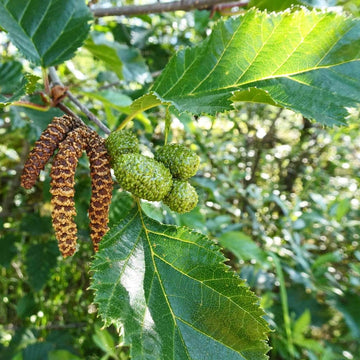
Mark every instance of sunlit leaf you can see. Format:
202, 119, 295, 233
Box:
91, 207, 270, 359
248, 0, 336, 11
152, 9, 360, 125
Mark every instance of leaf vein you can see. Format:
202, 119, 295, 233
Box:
189, 17, 248, 95
138, 207, 192, 359
153, 253, 265, 328
271, 15, 324, 76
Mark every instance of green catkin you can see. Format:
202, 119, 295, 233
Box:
155, 144, 200, 179
114, 153, 173, 201
105, 130, 139, 159
163, 179, 198, 213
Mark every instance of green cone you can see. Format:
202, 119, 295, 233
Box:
114, 153, 173, 201
155, 144, 199, 179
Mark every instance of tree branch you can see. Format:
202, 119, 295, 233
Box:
92, 0, 248, 17
48, 67, 111, 134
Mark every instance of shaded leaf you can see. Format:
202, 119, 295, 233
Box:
152, 9, 360, 125
84, 37, 124, 79
85, 35, 151, 84
0, 233, 18, 267
0, 0, 92, 67
16, 293, 37, 319
82, 90, 132, 112
23, 342, 55, 360
92, 325, 117, 358
91, 207, 269, 359
0, 60, 23, 94
333, 291, 360, 338
117, 44, 151, 84
25, 241, 60, 291
48, 350, 82, 360
311, 251, 342, 271
219, 231, 268, 263
0, 74, 40, 109
20, 214, 52, 236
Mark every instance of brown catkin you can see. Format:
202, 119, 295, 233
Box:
50, 127, 89, 257
86, 131, 113, 252
21, 115, 82, 189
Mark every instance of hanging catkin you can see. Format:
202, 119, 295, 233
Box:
50, 127, 89, 257
86, 131, 113, 252
21, 115, 82, 189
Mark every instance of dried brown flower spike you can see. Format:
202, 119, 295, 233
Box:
86, 131, 113, 252
22, 114, 113, 257
21, 115, 82, 189
50, 127, 89, 257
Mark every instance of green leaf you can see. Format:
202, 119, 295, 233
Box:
0, 73, 40, 109
85, 35, 151, 84
293, 309, 311, 339
16, 293, 37, 319
0, 60, 23, 94
120, 92, 166, 131
20, 214, 52, 236
311, 251, 342, 271
25, 241, 60, 291
248, 0, 336, 11
0, 0, 92, 67
0, 233, 18, 268
82, 90, 132, 112
116, 44, 151, 84
23, 342, 55, 360
152, 9, 360, 125
130, 92, 164, 113
333, 291, 360, 338
219, 231, 268, 264
335, 198, 351, 221
92, 325, 117, 358
48, 350, 82, 360
84, 37, 124, 79
91, 207, 270, 359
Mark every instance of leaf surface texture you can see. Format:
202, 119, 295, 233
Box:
153, 9, 360, 125
91, 208, 269, 359
0, 0, 92, 66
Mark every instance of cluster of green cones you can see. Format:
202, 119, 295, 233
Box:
105, 130, 199, 213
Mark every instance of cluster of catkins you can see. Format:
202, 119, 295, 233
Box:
105, 130, 199, 213
21, 115, 113, 257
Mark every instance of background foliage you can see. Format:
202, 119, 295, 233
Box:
1, 0, 360, 359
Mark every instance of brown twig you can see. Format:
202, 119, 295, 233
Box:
56, 103, 85, 124
92, 0, 249, 17
210, 0, 248, 16
48, 67, 111, 135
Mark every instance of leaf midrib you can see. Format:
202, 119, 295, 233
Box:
137, 204, 192, 359
152, 251, 266, 332
138, 207, 267, 357
159, 12, 359, 99
160, 59, 360, 99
